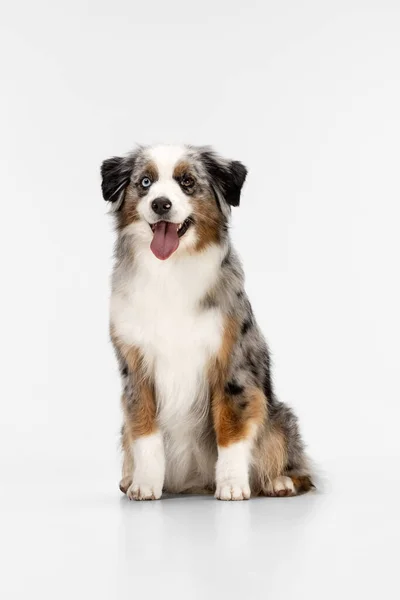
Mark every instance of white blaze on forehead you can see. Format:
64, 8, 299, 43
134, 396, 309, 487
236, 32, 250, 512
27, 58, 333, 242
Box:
145, 145, 187, 179
136, 144, 193, 229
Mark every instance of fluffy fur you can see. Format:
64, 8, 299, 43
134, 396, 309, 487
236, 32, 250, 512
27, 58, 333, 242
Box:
102, 144, 314, 500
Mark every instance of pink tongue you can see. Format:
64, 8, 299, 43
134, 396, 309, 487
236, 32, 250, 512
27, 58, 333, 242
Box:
150, 221, 179, 260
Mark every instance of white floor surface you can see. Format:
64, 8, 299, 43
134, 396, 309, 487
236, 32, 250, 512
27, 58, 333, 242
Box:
1, 457, 397, 599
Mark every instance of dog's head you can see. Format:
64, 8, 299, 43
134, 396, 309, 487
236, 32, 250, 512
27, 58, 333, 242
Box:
101, 145, 247, 260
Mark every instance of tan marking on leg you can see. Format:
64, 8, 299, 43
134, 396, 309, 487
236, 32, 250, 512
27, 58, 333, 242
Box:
216, 315, 239, 375
209, 316, 267, 447
264, 425, 288, 482
291, 475, 315, 494
209, 315, 238, 387
212, 387, 266, 447
111, 330, 157, 440
111, 330, 159, 494
122, 346, 157, 438
252, 423, 291, 495
254, 428, 315, 496
119, 417, 133, 494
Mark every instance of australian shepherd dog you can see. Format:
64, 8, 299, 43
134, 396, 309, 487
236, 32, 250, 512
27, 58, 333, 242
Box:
101, 144, 314, 500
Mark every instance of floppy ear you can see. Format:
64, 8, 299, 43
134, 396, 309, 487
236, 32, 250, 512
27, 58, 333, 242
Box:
100, 155, 135, 210
200, 150, 247, 207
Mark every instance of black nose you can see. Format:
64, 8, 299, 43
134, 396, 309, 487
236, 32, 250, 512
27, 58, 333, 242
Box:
151, 197, 172, 216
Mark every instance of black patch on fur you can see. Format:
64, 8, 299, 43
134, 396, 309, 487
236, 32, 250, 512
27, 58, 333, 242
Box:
263, 369, 273, 401
241, 318, 253, 335
236, 290, 244, 298
211, 184, 223, 212
249, 362, 258, 378
200, 150, 247, 207
221, 250, 231, 267
202, 294, 218, 309
121, 366, 128, 377
245, 349, 259, 379
101, 154, 136, 207
225, 381, 244, 396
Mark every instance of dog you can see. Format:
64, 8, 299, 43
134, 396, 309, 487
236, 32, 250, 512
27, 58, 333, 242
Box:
101, 144, 314, 500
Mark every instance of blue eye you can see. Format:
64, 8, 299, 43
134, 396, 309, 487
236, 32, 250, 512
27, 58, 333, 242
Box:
141, 177, 152, 188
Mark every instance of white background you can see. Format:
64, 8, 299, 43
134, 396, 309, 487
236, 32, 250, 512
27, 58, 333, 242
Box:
1, 1, 399, 598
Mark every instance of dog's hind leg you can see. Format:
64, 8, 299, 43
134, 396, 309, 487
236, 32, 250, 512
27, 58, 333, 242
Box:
119, 421, 133, 494
253, 404, 315, 497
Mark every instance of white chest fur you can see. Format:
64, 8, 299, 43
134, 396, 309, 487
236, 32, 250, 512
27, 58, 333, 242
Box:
111, 243, 224, 489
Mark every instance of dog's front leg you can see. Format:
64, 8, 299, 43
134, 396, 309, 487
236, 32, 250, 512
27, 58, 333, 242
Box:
212, 386, 265, 500
116, 342, 165, 500
210, 319, 266, 501
126, 427, 165, 501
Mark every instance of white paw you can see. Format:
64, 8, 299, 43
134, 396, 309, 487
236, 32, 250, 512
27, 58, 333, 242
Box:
127, 432, 165, 501
126, 481, 162, 501
215, 440, 253, 501
215, 481, 251, 501
267, 475, 295, 497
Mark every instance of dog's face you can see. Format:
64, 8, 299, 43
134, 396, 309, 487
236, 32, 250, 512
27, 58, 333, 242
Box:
101, 145, 247, 260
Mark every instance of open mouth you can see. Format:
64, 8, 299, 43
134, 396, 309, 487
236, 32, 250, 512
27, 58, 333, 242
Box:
149, 218, 193, 260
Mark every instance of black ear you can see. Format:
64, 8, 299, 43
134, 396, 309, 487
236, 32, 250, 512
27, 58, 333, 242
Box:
200, 150, 247, 207
100, 155, 135, 208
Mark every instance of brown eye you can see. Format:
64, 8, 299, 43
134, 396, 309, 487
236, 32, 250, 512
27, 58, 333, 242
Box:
181, 175, 194, 188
